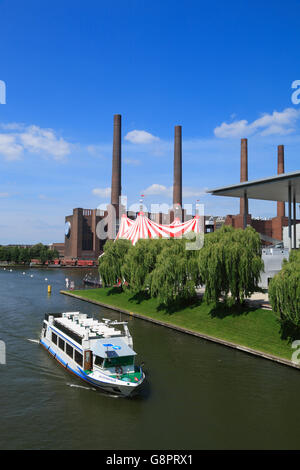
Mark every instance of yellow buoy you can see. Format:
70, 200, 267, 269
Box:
48, 285, 52, 294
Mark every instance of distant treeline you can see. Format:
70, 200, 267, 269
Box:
0, 243, 59, 264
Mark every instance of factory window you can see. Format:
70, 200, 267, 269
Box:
75, 350, 83, 367
66, 343, 73, 359
82, 218, 93, 251
58, 337, 65, 351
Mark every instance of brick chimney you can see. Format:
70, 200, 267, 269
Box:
240, 138, 248, 217
173, 125, 182, 220
277, 145, 285, 217
111, 114, 121, 207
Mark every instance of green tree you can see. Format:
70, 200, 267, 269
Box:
98, 239, 132, 286
198, 226, 263, 305
149, 238, 201, 306
39, 247, 50, 264
18, 247, 31, 264
121, 238, 165, 293
30, 243, 45, 259
269, 250, 300, 328
10, 246, 20, 263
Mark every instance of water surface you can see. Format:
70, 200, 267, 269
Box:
0, 267, 300, 450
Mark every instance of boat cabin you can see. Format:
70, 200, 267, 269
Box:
91, 337, 136, 376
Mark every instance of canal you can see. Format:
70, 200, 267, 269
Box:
1, 267, 300, 450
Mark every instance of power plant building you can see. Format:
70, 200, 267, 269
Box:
63, 115, 299, 261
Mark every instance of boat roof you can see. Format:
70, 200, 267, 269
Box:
48, 312, 124, 339
91, 337, 136, 358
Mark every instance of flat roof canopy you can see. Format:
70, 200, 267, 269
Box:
91, 337, 136, 358
207, 171, 300, 203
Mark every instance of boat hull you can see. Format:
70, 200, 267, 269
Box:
40, 339, 144, 397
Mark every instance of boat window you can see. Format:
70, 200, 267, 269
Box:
74, 350, 83, 367
104, 356, 134, 368
52, 332, 58, 344
66, 343, 73, 359
58, 337, 65, 351
94, 355, 104, 367
53, 320, 82, 345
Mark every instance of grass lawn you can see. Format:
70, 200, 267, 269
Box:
70, 287, 294, 361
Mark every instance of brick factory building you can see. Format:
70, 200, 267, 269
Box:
63, 115, 198, 261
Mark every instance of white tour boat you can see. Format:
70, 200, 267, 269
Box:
40, 311, 145, 397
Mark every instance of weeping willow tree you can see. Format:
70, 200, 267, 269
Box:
269, 250, 300, 328
98, 239, 132, 286
198, 226, 263, 305
149, 238, 201, 306
121, 238, 165, 293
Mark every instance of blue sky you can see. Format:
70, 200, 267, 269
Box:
0, 0, 300, 243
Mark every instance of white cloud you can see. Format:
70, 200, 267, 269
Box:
0, 123, 25, 131
125, 130, 160, 144
0, 123, 72, 160
86, 144, 110, 158
182, 187, 208, 198
19, 125, 71, 159
0, 134, 23, 161
124, 158, 141, 166
214, 108, 300, 138
92, 187, 111, 198
144, 184, 172, 196
143, 184, 207, 199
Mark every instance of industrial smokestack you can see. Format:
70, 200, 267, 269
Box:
240, 138, 248, 217
111, 114, 122, 207
173, 125, 182, 216
277, 145, 285, 217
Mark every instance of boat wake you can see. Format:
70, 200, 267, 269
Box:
27, 338, 39, 344
66, 383, 97, 392
66, 383, 120, 398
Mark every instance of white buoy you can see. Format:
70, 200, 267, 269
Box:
30, 274, 34, 278
45, 278, 48, 281
23, 272, 26, 275
10, 269, 12, 272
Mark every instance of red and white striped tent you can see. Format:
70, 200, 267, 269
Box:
116, 212, 203, 245
115, 214, 135, 240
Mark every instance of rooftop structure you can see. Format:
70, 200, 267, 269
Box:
207, 139, 300, 248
